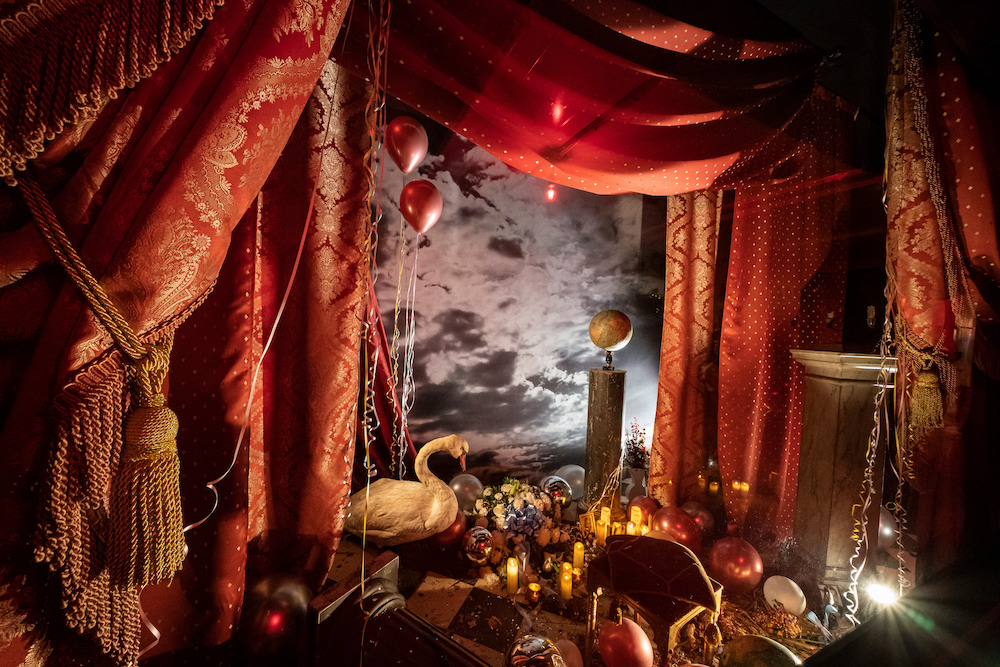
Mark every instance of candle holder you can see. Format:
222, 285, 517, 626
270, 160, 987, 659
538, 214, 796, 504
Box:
526, 582, 542, 605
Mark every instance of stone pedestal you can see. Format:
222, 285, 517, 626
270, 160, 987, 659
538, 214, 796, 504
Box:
584, 368, 626, 512
791, 350, 896, 585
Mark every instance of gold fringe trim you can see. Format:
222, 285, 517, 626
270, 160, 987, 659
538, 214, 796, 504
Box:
0, 0, 226, 184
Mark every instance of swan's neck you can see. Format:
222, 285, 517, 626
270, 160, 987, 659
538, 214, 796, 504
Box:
414, 443, 448, 491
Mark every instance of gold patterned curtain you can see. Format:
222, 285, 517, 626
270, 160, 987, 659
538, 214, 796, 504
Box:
648, 191, 721, 509
0, 0, 354, 663
885, 0, 1000, 579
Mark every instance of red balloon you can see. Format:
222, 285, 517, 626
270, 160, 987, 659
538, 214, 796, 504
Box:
598, 618, 653, 667
427, 509, 467, 549
385, 116, 429, 173
626, 495, 660, 528
650, 506, 702, 554
399, 179, 443, 234
681, 500, 715, 539
707, 536, 763, 595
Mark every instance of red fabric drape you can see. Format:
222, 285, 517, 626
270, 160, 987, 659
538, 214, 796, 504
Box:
0, 0, 350, 662
885, 0, 1000, 579
717, 90, 852, 543
648, 190, 721, 508
333, 0, 821, 196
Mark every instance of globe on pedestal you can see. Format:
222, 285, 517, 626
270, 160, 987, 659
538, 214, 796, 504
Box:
589, 310, 633, 351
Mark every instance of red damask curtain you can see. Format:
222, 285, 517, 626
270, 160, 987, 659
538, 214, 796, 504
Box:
885, 0, 1000, 580
648, 190, 721, 509
0, 0, 354, 663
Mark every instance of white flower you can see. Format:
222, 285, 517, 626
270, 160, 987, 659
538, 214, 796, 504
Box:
475, 499, 484, 510
494, 492, 503, 499
493, 504, 505, 517
501, 484, 512, 493
494, 517, 505, 531
512, 498, 524, 510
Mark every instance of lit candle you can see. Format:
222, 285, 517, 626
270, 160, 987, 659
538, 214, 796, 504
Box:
507, 557, 519, 595
732, 480, 740, 491
709, 481, 719, 494
561, 561, 572, 577
573, 542, 585, 570
572, 567, 582, 585
596, 520, 608, 546
640, 523, 650, 536
626, 521, 636, 535
560, 571, 573, 600
740, 481, 750, 493
611, 521, 622, 536
526, 582, 542, 604
629, 505, 643, 526
600, 507, 612, 524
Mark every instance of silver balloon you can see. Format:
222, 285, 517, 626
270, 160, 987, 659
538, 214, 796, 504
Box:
540, 475, 572, 506
505, 635, 567, 667
554, 464, 585, 501
719, 634, 801, 666
450, 473, 484, 513
462, 526, 493, 565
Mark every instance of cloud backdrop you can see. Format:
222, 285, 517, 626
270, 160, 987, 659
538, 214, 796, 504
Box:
374, 132, 663, 482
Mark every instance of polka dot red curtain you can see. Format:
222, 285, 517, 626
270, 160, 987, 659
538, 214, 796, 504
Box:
333, 0, 823, 197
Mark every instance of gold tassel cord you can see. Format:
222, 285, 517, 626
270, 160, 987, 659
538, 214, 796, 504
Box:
910, 363, 944, 432
18, 175, 186, 589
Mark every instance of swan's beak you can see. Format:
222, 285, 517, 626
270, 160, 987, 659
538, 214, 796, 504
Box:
459, 453, 467, 471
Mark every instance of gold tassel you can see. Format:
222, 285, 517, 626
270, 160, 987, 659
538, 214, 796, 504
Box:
910, 363, 944, 432
109, 392, 186, 588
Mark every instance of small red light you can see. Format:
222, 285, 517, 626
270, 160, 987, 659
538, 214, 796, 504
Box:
545, 184, 556, 202
266, 612, 284, 634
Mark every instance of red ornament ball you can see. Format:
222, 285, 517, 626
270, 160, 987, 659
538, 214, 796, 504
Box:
650, 506, 702, 554
598, 617, 653, 667
707, 537, 763, 595
626, 495, 660, 527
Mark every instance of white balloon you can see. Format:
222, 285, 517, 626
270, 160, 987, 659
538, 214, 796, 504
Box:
763, 575, 807, 616
555, 639, 584, 667
450, 473, 484, 513
554, 464, 585, 500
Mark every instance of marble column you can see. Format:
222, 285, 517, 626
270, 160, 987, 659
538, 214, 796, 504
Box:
791, 350, 896, 584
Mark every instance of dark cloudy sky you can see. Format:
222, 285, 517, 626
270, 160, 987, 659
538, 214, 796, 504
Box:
374, 132, 663, 482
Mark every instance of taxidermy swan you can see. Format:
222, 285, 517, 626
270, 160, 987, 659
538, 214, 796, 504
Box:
344, 434, 469, 546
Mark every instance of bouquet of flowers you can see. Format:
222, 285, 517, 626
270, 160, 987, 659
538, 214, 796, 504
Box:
624, 419, 648, 469
472, 477, 553, 537
468, 477, 574, 588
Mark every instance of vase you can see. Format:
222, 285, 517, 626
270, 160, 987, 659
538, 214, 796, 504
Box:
627, 467, 647, 501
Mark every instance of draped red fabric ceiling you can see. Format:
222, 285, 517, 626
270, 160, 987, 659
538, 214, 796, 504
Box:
333, 0, 822, 197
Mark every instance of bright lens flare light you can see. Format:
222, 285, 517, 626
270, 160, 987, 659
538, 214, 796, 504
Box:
545, 184, 556, 202
866, 583, 899, 606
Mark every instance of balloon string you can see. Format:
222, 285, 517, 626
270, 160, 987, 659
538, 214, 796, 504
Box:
843, 282, 896, 625
136, 588, 162, 660
397, 233, 420, 479
388, 211, 409, 477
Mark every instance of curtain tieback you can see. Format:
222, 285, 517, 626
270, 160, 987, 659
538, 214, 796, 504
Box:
18, 175, 185, 589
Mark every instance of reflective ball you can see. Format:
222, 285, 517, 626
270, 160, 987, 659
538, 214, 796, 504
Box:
235, 573, 311, 663
589, 310, 633, 352
650, 506, 702, 553
540, 475, 572, 506
450, 472, 485, 513
505, 634, 567, 666
681, 500, 716, 540
462, 526, 494, 565
719, 634, 801, 666
554, 465, 585, 500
